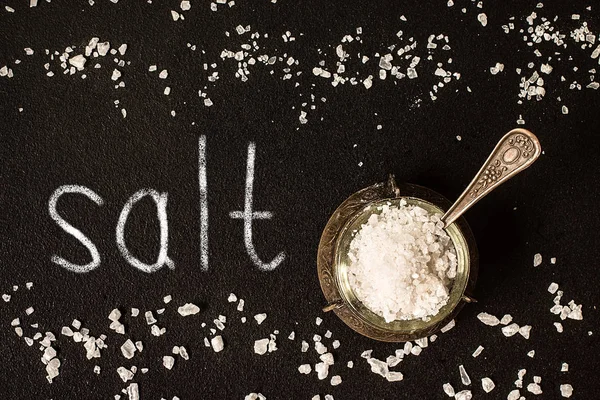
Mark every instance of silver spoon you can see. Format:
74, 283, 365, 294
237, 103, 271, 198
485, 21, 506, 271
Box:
441, 128, 542, 227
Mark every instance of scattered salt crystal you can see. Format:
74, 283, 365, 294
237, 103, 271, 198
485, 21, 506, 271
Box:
481, 377, 495, 392
332, 340, 340, 349
490, 62, 504, 75
459, 365, 471, 385
163, 295, 172, 303
145, 311, 157, 324
211, 336, 224, 352
163, 355, 175, 369
93, 365, 100, 374
26, 282, 33, 289
507, 389, 520, 400
477, 312, 500, 326
367, 357, 388, 377
502, 323, 520, 337
180, 0, 191, 11
245, 394, 266, 400
179, 346, 190, 360
227, 293, 237, 302
548, 283, 559, 294
330, 375, 342, 386
472, 345, 484, 357
315, 362, 329, 380
550, 257, 557, 264
320, 353, 334, 365
254, 313, 267, 325
562, 106, 569, 115
298, 364, 311, 374
527, 350, 535, 358
120, 339, 136, 359
2, 294, 10, 302
533, 253, 542, 267
68, 55, 86, 70
347, 361, 353, 368
316, 317, 323, 326
477, 13, 488, 27
254, 339, 269, 355
237, 299, 245, 311
126, 383, 139, 400
46, 358, 60, 382
455, 390, 472, 400
108, 309, 121, 322
288, 332, 295, 340
301, 341, 309, 352
561, 363, 569, 371
178, 303, 200, 316
442, 383, 455, 397
131, 308, 139, 317
315, 342, 327, 355
441, 319, 455, 333
386, 371, 403, 382
159, 69, 168, 79
411, 345, 422, 356
567, 307, 583, 320
386, 355, 401, 367
25, 307, 34, 315
97, 42, 110, 56
500, 314, 513, 325
519, 325, 532, 339
560, 384, 573, 398
43, 347, 57, 362
11, 318, 20, 326
117, 367, 134, 382
527, 382, 542, 394
540, 64, 553, 74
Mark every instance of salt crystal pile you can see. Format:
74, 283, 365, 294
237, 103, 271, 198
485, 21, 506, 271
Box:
347, 201, 457, 322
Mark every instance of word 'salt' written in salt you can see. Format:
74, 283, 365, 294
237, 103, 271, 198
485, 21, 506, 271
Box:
48, 136, 285, 274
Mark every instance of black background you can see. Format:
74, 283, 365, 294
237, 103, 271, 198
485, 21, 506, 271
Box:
1, 0, 599, 399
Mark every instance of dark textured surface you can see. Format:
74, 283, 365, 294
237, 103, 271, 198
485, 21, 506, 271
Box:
1, 1, 599, 399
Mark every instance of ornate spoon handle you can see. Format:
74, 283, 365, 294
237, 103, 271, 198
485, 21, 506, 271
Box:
441, 128, 542, 227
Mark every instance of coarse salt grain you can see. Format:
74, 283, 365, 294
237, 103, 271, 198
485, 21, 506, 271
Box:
455, 390, 472, 400
560, 384, 573, 398
211, 335, 224, 352
347, 201, 457, 322
254, 313, 267, 324
481, 377, 495, 392
477, 312, 500, 326
443, 383, 455, 397
502, 323, 520, 337
177, 303, 200, 316
459, 365, 471, 385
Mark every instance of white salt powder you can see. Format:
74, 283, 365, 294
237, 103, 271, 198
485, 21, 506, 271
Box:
347, 200, 457, 322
